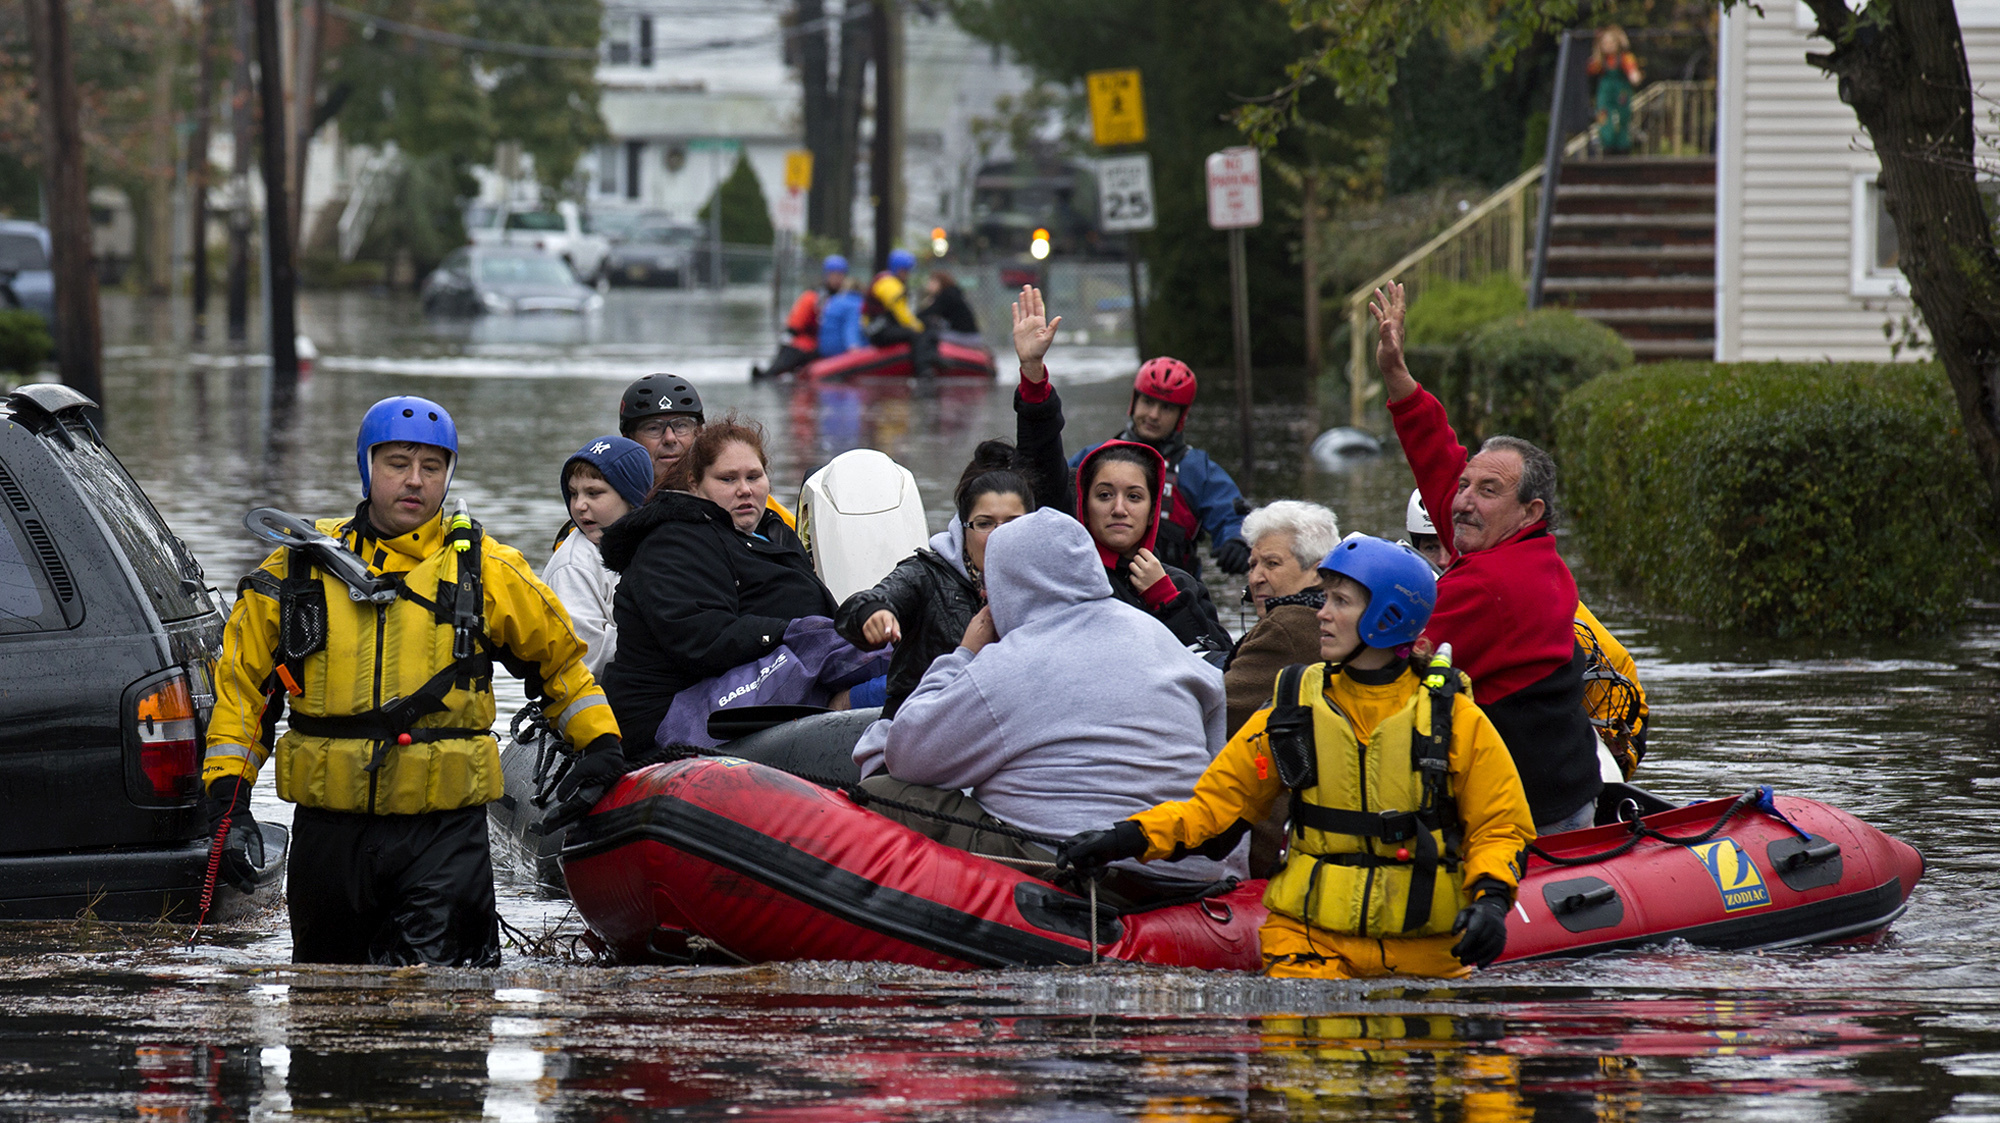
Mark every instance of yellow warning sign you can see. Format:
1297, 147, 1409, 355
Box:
1087, 69, 1147, 147
1691, 839, 1772, 913
784, 149, 815, 192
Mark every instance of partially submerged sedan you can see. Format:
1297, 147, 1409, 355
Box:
420, 245, 604, 316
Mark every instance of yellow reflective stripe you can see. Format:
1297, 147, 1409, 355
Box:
204, 742, 266, 766
555, 694, 608, 731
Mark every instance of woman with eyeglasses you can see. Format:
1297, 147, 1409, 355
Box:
835, 440, 1037, 718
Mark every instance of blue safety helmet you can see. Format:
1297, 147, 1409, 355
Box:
823, 254, 849, 275
356, 395, 458, 498
887, 248, 916, 272
1318, 534, 1437, 648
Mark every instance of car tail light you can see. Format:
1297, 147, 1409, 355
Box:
125, 668, 202, 804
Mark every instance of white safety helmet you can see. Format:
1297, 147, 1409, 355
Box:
1405, 488, 1436, 536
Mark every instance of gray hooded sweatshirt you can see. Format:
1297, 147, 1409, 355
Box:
853, 507, 1246, 885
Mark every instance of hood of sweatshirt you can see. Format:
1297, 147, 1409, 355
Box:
598, 489, 732, 573
1074, 439, 1167, 569
927, 515, 970, 580
982, 508, 1112, 637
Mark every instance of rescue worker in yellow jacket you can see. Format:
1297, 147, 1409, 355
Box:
1574, 601, 1648, 778
203, 396, 628, 966
862, 248, 939, 378
1056, 535, 1536, 980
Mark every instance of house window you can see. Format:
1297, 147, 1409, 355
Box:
625, 141, 643, 201
1851, 175, 1905, 297
637, 17, 654, 67
605, 15, 633, 65
596, 145, 622, 197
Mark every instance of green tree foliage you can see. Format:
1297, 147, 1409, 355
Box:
698, 154, 775, 246
1435, 308, 1630, 445
948, 0, 1383, 366
1405, 274, 1527, 346
325, 0, 605, 271
1560, 361, 1997, 636
1386, 33, 1557, 194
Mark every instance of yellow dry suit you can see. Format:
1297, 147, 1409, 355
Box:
204, 509, 618, 815
1262, 661, 1473, 937
1130, 658, 1534, 980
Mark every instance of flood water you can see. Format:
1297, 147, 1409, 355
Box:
5, 287, 1998, 1121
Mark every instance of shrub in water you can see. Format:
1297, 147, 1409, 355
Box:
1558, 361, 1998, 637
0, 309, 52, 375
1431, 308, 1632, 447
1405, 274, 1527, 347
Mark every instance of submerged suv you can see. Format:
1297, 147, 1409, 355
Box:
0, 384, 281, 921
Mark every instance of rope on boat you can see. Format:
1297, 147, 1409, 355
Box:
1525, 789, 1761, 868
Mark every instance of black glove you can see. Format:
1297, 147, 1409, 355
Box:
540, 735, 629, 834
203, 777, 264, 894
1054, 820, 1149, 878
1213, 537, 1252, 575
1450, 880, 1513, 969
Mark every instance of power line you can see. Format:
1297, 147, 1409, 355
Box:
325, 3, 600, 60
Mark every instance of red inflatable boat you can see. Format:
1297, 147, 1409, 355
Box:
562, 757, 1267, 970
802, 339, 997, 382
559, 742, 1923, 971
1498, 786, 1923, 961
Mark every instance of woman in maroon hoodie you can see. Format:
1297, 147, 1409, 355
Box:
1075, 441, 1232, 655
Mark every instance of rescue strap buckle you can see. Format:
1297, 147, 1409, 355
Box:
1292, 801, 1428, 843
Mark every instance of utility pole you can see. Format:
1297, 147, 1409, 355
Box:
867, 0, 902, 271
226, 0, 252, 341
25, 0, 103, 403
830, 0, 870, 255
146, 39, 174, 295
797, 0, 831, 236
190, 0, 216, 332
1301, 171, 1321, 419
254, 0, 297, 382
291, 0, 323, 255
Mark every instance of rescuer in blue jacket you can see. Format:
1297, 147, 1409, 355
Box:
1069, 358, 1250, 579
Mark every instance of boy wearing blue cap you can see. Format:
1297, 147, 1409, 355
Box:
544, 435, 654, 675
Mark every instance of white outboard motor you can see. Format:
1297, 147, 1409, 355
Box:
796, 449, 929, 603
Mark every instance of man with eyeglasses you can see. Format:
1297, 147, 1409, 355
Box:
617, 373, 794, 525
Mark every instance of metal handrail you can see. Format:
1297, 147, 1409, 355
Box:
1339, 79, 1714, 425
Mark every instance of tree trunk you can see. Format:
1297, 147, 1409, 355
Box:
226, 0, 253, 341
1803, 0, 2000, 507
829, 0, 871, 255
25, 0, 103, 402
254, 0, 297, 382
190, 0, 216, 329
146, 41, 174, 296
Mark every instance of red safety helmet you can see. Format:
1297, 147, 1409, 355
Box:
1132, 357, 1196, 429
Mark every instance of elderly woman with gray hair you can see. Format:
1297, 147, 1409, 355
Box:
1222, 500, 1340, 876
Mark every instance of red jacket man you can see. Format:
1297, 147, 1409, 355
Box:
1372, 281, 1601, 833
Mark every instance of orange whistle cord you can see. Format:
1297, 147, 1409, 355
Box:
275, 665, 303, 696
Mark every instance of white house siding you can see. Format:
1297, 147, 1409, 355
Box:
1718, 3, 2000, 360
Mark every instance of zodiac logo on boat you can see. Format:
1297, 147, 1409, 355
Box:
1691, 838, 1772, 913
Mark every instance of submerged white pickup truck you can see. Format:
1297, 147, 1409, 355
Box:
468, 200, 610, 284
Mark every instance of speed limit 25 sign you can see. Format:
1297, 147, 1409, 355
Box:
1098, 153, 1156, 233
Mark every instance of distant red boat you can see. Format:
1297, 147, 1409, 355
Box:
801, 339, 997, 382
557, 739, 1923, 971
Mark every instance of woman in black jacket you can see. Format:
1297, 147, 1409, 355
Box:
835, 441, 1035, 717
599, 416, 836, 743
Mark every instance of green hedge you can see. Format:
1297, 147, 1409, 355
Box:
0, 309, 51, 375
1406, 274, 1526, 346
1558, 361, 1998, 637
1431, 309, 1632, 446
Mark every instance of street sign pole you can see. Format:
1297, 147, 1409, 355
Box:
1096, 151, 1155, 358
1206, 146, 1262, 484
1228, 227, 1252, 482
1127, 250, 1145, 357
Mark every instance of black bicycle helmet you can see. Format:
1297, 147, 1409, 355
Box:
619, 373, 705, 435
